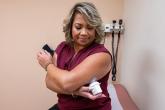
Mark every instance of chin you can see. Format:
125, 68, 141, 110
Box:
79, 41, 93, 46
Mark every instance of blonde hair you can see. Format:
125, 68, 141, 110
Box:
63, 2, 105, 44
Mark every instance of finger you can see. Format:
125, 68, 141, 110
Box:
39, 50, 43, 54
88, 94, 98, 100
44, 50, 48, 54
37, 51, 44, 58
39, 50, 45, 56
82, 92, 96, 100
88, 93, 106, 100
95, 93, 106, 98
36, 53, 40, 58
37, 51, 42, 55
80, 92, 99, 100
101, 94, 106, 97
37, 53, 41, 59
37, 55, 40, 60
82, 86, 89, 92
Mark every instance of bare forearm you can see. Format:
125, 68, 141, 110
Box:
45, 74, 71, 95
46, 64, 83, 92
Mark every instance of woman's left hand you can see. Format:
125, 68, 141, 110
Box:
37, 50, 53, 70
74, 86, 106, 100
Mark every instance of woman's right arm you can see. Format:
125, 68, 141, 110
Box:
45, 74, 70, 94
46, 75, 104, 100
46, 52, 111, 93
40, 52, 107, 100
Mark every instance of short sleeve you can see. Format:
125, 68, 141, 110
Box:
88, 44, 112, 60
55, 41, 66, 55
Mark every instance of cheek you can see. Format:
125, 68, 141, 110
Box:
89, 31, 96, 38
72, 28, 79, 38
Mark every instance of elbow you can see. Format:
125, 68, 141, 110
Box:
45, 76, 51, 90
54, 74, 77, 92
46, 74, 76, 93
60, 80, 76, 93
45, 81, 50, 90
45, 75, 57, 91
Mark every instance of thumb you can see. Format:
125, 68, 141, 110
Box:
95, 93, 106, 98
101, 94, 106, 97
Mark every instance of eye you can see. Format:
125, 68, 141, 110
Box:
76, 26, 81, 30
87, 26, 94, 30
75, 25, 81, 30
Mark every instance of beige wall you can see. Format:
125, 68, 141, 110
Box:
121, 0, 165, 110
0, 0, 123, 110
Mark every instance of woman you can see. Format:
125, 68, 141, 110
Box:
37, 2, 112, 110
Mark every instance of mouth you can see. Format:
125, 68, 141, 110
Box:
79, 36, 89, 40
79, 37, 89, 42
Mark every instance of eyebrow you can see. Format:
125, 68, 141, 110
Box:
74, 23, 92, 27
73, 23, 83, 27
74, 22, 82, 25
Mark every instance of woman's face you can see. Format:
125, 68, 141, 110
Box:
72, 13, 96, 48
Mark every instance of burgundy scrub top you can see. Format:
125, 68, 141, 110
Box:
55, 41, 112, 110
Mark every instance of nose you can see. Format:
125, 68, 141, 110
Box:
80, 28, 87, 35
